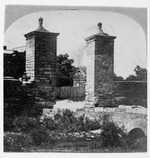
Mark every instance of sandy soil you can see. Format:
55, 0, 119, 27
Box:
54, 99, 86, 111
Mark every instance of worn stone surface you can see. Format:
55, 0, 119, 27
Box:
85, 24, 116, 107
24, 18, 59, 108
85, 42, 95, 106
26, 38, 35, 81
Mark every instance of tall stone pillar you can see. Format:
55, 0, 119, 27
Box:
85, 22, 116, 107
24, 17, 59, 108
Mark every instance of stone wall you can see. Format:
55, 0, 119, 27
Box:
94, 38, 115, 107
114, 81, 147, 107
85, 42, 95, 105
86, 80, 147, 107
24, 17, 59, 108
35, 34, 57, 85
25, 34, 57, 107
26, 38, 35, 81
85, 34, 116, 107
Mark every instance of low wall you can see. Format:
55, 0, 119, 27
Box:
114, 81, 147, 107
4, 79, 147, 108
4, 78, 52, 116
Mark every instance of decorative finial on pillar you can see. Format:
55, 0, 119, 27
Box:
39, 17, 43, 27
97, 22, 102, 29
97, 22, 108, 35
36, 17, 49, 32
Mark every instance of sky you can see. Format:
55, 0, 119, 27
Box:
4, 10, 147, 78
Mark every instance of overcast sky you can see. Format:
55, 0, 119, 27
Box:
4, 9, 147, 78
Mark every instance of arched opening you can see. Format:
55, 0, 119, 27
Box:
128, 128, 145, 140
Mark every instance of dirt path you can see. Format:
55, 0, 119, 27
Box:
54, 99, 86, 111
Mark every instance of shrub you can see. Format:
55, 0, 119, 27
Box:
4, 80, 29, 116
4, 103, 24, 132
13, 116, 41, 133
101, 113, 110, 125
53, 110, 78, 132
76, 116, 101, 132
4, 132, 32, 152
62, 109, 74, 118
42, 117, 58, 130
41, 109, 102, 133
100, 121, 127, 148
30, 126, 57, 146
30, 127, 49, 146
48, 110, 102, 132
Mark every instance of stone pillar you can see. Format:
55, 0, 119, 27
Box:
85, 22, 116, 107
24, 17, 59, 108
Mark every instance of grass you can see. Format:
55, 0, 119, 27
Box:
4, 132, 147, 152
4, 109, 147, 152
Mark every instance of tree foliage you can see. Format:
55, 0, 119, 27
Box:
134, 65, 147, 81
126, 65, 147, 81
56, 54, 77, 86
57, 54, 76, 78
114, 73, 124, 81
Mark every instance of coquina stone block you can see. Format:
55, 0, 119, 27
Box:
24, 17, 59, 108
85, 22, 116, 107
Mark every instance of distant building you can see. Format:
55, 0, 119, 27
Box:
13, 45, 26, 52
4, 45, 73, 86
4, 46, 25, 79
73, 66, 86, 87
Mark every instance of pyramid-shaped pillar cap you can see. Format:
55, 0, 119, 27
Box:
35, 17, 49, 32
85, 22, 116, 41
24, 17, 59, 38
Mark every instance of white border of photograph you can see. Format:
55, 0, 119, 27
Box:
0, 0, 150, 158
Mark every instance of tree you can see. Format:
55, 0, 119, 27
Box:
134, 65, 147, 81
56, 54, 77, 86
126, 75, 137, 81
126, 65, 147, 81
114, 73, 124, 81
57, 54, 76, 78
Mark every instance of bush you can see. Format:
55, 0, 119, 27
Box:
43, 110, 102, 133
30, 127, 50, 146
100, 121, 127, 148
13, 116, 41, 133
42, 117, 58, 130
4, 132, 32, 152
4, 80, 28, 116
76, 116, 101, 132
4, 103, 24, 132
42, 110, 78, 132
30, 126, 58, 146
